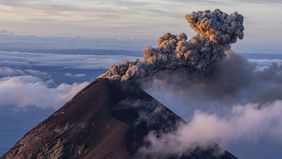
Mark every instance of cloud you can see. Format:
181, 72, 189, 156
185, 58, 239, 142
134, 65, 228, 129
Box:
239, 0, 282, 4
0, 30, 152, 50
0, 67, 48, 77
140, 100, 282, 157
164, 0, 230, 5
0, 0, 172, 21
249, 59, 282, 68
0, 0, 183, 39
64, 72, 86, 78
0, 0, 159, 13
0, 50, 139, 69
170, 0, 282, 4
0, 76, 88, 109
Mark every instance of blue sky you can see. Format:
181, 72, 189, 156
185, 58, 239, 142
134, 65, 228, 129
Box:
0, 0, 281, 53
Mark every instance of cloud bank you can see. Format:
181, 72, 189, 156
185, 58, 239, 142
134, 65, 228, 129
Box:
0, 50, 139, 69
0, 76, 88, 109
0, 67, 48, 77
140, 100, 282, 157
0, 31, 152, 50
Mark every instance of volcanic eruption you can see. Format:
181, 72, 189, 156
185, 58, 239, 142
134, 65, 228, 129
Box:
98, 9, 244, 82
2, 9, 245, 159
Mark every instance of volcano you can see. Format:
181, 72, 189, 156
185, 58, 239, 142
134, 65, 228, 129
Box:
1, 79, 237, 159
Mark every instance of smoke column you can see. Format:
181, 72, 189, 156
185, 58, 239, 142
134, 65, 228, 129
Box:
98, 9, 244, 82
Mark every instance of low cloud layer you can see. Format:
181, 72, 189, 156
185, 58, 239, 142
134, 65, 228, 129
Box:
0, 31, 151, 50
64, 72, 86, 78
0, 50, 138, 69
140, 100, 282, 157
0, 76, 88, 109
0, 67, 48, 77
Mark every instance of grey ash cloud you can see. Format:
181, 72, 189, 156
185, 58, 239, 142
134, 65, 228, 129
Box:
98, 9, 244, 82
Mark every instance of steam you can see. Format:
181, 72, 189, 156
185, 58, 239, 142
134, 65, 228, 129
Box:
98, 9, 244, 82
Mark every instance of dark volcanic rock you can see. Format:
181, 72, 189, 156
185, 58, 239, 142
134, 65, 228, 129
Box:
1, 79, 238, 159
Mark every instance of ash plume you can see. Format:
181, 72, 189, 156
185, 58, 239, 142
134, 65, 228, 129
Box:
137, 51, 282, 158
98, 9, 244, 82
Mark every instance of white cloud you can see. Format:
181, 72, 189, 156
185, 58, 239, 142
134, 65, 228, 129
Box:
249, 59, 282, 68
0, 31, 152, 50
0, 76, 88, 108
0, 50, 140, 69
0, 67, 48, 77
64, 72, 86, 78
141, 100, 282, 157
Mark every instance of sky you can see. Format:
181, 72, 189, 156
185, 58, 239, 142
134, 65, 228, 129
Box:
0, 0, 281, 53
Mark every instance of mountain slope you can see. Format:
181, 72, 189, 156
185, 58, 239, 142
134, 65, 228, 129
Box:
1, 79, 237, 159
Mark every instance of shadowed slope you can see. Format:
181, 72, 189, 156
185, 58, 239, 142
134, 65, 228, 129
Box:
1, 79, 237, 159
